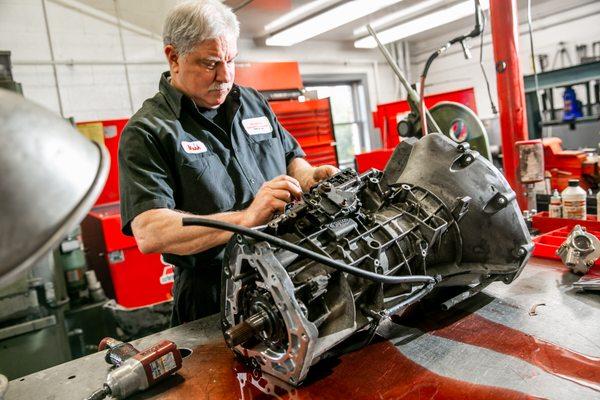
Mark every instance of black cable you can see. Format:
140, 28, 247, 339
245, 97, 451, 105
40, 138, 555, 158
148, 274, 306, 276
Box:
419, 0, 487, 132
182, 217, 437, 285
419, 44, 450, 135
527, 0, 541, 124
478, 2, 498, 114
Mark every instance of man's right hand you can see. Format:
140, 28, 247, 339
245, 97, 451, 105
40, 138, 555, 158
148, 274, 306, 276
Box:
242, 175, 302, 226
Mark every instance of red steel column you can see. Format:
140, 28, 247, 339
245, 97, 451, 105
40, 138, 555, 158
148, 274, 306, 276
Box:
490, 0, 528, 208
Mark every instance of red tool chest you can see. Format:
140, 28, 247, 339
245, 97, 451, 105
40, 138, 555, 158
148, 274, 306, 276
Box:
80, 202, 174, 308
76, 118, 128, 206
235, 61, 338, 167
77, 119, 173, 308
270, 98, 338, 167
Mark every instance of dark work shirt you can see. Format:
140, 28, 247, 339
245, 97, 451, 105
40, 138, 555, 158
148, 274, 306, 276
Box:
118, 71, 305, 324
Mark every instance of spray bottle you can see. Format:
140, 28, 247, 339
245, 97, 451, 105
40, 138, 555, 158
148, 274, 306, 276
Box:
549, 189, 562, 218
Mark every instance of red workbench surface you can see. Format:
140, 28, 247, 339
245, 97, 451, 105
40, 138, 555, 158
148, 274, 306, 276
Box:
8, 258, 600, 400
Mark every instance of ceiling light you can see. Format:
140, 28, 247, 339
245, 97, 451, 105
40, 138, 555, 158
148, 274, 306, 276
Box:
264, 0, 337, 33
266, 0, 405, 47
354, 0, 489, 49
353, 0, 445, 37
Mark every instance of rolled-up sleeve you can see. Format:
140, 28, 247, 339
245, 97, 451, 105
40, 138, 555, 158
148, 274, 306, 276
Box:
118, 124, 176, 236
278, 122, 306, 166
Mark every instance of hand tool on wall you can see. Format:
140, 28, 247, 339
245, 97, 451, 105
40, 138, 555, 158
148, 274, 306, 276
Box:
575, 44, 588, 64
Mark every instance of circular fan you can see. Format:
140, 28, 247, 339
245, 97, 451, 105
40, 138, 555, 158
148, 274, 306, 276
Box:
430, 101, 492, 160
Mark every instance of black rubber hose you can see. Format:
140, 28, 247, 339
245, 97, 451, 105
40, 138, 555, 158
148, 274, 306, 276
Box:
182, 217, 437, 285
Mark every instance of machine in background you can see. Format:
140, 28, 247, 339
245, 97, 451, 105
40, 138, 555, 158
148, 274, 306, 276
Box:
0, 54, 116, 380
0, 80, 109, 386
356, 88, 493, 173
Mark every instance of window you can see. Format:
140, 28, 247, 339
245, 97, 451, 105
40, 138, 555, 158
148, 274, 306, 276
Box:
305, 81, 370, 168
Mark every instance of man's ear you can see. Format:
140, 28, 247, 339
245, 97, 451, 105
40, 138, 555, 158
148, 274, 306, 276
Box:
164, 45, 179, 73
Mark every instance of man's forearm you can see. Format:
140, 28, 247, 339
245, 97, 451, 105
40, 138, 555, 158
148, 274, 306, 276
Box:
132, 208, 248, 256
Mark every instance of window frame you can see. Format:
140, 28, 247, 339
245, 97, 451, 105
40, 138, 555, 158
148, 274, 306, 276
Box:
303, 74, 377, 166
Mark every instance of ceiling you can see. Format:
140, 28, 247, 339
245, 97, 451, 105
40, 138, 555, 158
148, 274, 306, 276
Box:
73, 0, 584, 46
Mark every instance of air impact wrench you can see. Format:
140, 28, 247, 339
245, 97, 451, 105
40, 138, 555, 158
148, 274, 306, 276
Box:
85, 337, 183, 400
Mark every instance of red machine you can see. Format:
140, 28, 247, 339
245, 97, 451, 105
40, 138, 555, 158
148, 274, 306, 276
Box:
235, 61, 303, 92
542, 137, 600, 191
76, 119, 128, 206
77, 119, 173, 308
356, 88, 477, 173
81, 203, 174, 308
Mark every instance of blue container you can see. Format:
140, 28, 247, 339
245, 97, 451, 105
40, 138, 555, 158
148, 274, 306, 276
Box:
563, 86, 583, 121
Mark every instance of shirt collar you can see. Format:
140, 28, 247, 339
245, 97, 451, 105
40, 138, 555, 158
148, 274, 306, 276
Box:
159, 71, 241, 118
159, 71, 184, 118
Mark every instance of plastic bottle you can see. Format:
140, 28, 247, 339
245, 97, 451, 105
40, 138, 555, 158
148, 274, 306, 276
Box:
561, 179, 586, 220
549, 190, 562, 218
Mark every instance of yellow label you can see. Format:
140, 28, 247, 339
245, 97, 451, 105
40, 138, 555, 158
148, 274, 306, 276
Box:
563, 200, 586, 219
76, 122, 105, 146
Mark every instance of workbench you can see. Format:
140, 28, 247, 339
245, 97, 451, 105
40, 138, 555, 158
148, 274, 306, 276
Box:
5, 258, 600, 400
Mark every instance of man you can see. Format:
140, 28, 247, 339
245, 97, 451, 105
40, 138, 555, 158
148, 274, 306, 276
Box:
118, 0, 338, 326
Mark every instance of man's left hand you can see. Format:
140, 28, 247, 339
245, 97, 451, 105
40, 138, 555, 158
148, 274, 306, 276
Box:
310, 165, 339, 187
288, 158, 340, 192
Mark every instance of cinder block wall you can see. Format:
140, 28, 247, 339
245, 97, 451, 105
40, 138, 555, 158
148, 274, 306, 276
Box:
0, 0, 399, 124
1, 0, 167, 121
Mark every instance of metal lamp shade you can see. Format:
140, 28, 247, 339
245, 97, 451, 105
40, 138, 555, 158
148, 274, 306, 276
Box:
0, 89, 109, 286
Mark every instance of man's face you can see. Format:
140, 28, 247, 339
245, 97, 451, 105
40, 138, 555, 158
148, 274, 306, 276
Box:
166, 35, 238, 109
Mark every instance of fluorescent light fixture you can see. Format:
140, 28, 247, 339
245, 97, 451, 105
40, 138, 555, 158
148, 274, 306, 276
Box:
266, 0, 404, 47
353, 0, 445, 37
264, 0, 336, 33
354, 0, 489, 49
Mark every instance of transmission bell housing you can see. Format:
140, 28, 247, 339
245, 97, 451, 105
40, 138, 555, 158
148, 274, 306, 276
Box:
220, 133, 533, 385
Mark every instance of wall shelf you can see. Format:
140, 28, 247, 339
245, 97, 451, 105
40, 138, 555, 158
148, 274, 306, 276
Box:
524, 61, 600, 138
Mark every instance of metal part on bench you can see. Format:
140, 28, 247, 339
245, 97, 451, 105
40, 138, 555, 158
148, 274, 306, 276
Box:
557, 225, 600, 274
221, 133, 533, 385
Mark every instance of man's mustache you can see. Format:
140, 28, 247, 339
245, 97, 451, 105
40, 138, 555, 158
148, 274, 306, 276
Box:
209, 83, 232, 91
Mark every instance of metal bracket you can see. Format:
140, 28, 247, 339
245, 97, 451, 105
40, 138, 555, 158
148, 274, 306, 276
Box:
483, 190, 516, 214
452, 196, 472, 222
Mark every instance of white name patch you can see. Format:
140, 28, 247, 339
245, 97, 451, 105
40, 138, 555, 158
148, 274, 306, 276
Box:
242, 116, 273, 135
181, 140, 207, 154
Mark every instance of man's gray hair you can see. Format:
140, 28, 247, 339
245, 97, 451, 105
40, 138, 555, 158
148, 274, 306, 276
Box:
163, 0, 240, 56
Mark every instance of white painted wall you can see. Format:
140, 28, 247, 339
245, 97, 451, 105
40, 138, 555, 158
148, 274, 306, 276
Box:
0, 0, 397, 123
409, 0, 600, 120
2, 0, 168, 121
6, 0, 594, 135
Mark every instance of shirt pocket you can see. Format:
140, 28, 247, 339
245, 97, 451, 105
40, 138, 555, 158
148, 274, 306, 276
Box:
247, 134, 287, 179
180, 152, 213, 180
179, 153, 236, 213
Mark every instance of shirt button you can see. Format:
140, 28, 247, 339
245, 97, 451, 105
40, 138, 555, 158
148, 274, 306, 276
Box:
250, 179, 255, 184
